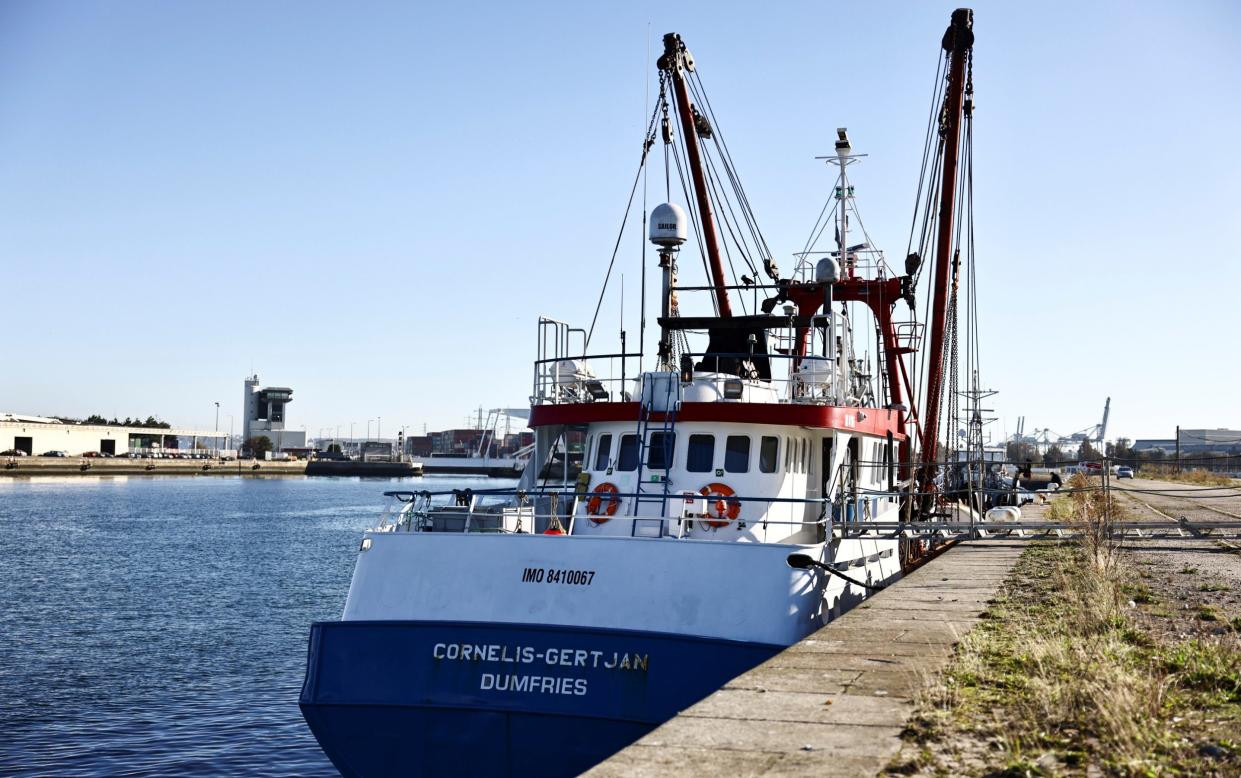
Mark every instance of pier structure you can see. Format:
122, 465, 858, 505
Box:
589, 539, 1025, 776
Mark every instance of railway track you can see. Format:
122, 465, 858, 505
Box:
1114, 477, 1241, 546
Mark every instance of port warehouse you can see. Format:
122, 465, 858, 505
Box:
1132, 429, 1241, 453
1, 414, 222, 456
2, 414, 537, 460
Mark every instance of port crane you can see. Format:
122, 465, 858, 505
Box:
1010, 398, 1111, 455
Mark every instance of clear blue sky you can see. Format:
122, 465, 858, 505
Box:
2, 1, 1238, 442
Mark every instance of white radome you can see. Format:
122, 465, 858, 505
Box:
649, 203, 688, 247
816, 257, 840, 284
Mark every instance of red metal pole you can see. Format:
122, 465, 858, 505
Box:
661, 34, 733, 318
918, 8, 973, 488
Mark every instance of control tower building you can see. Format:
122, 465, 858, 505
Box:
242, 375, 306, 452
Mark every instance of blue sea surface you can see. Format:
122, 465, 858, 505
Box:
0, 475, 505, 776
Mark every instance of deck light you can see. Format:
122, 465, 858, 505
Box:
723, 378, 744, 400
680, 355, 694, 384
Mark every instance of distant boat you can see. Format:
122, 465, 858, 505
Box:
411, 408, 533, 477
411, 453, 525, 477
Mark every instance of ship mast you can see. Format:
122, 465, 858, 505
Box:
658, 33, 733, 318
917, 8, 974, 495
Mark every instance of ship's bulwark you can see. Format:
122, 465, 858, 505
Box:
300, 620, 781, 777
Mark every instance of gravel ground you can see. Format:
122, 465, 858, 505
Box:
1113, 477, 1241, 641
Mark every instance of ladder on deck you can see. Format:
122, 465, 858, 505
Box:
630, 374, 681, 526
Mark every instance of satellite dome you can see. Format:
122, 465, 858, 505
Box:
816, 257, 841, 284
649, 203, 688, 247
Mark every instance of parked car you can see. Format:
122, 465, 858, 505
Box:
81, 451, 102, 458
1, 449, 29, 456
39, 450, 69, 457
1117, 466, 1134, 479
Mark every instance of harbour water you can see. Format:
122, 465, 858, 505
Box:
0, 475, 507, 776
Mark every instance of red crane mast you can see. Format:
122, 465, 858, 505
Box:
658, 33, 733, 318
917, 8, 974, 496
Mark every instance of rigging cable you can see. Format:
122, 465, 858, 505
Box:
687, 71, 775, 267
585, 94, 665, 348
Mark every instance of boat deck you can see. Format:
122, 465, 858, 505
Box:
586, 537, 1026, 776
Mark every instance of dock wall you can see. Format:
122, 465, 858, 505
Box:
588, 540, 1025, 777
1, 457, 308, 478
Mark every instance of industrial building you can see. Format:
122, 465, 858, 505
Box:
242, 375, 306, 452
1, 413, 221, 457
1134, 428, 1241, 454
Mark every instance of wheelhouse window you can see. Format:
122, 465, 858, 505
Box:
724, 435, 750, 473
785, 437, 792, 471
759, 436, 778, 473
647, 432, 675, 470
594, 433, 613, 471
687, 434, 714, 472
617, 434, 638, 471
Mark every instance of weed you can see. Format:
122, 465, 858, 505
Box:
1138, 466, 1236, 486
1122, 581, 1157, 604
1160, 640, 1241, 705
1197, 582, 1231, 592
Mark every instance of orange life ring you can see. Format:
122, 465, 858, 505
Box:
586, 482, 621, 522
699, 482, 741, 528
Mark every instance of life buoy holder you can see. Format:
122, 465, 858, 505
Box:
699, 483, 741, 528
586, 482, 621, 522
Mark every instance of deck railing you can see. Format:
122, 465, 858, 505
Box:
531, 350, 869, 408
376, 486, 902, 539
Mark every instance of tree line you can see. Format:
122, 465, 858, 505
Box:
74, 414, 173, 429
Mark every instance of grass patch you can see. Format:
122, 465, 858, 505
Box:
1198, 582, 1231, 592
1137, 465, 1237, 487
1160, 640, 1241, 705
1121, 581, 1158, 604
894, 483, 1241, 776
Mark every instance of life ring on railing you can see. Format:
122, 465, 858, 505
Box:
586, 482, 621, 522
699, 483, 741, 528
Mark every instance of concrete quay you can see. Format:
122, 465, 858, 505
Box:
588, 540, 1026, 777
1, 456, 309, 478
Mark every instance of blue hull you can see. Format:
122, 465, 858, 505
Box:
299, 620, 782, 777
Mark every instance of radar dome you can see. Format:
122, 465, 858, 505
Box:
815, 257, 840, 284
649, 203, 688, 247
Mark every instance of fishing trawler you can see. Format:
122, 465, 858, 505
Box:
301, 9, 979, 776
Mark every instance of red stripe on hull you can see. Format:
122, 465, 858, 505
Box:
529, 402, 906, 439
